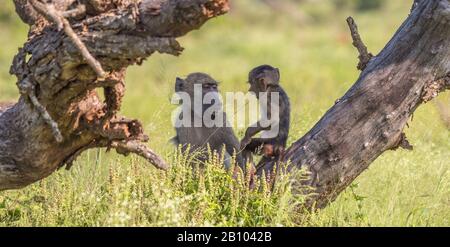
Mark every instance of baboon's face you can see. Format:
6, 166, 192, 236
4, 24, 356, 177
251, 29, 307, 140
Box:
175, 73, 221, 112
175, 72, 219, 102
247, 65, 280, 98
248, 74, 266, 98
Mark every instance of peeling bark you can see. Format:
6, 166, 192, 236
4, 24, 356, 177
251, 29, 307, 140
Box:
0, 0, 228, 190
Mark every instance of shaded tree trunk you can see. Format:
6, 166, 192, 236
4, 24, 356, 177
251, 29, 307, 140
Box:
274, 0, 449, 209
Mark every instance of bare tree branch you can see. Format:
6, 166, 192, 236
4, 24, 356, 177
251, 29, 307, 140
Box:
110, 140, 169, 170
346, 16, 373, 71
25, 79, 64, 143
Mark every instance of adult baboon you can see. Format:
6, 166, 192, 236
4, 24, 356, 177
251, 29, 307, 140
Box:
171, 73, 245, 170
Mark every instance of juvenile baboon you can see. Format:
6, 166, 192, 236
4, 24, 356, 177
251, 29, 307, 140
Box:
171, 73, 244, 170
240, 65, 291, 174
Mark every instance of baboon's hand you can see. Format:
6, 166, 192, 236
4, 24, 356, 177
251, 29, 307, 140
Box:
263, 144, 275, 157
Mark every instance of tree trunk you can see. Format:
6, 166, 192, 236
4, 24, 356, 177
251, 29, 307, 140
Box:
0, 0, 229, 190
272, 0, 449, 209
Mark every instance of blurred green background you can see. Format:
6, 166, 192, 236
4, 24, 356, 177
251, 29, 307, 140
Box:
0, 0, 448, 226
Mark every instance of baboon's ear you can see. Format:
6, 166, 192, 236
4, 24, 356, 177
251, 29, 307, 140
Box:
275, 68, 280, 78
175, 77, 185, 91
275, 68, 281, 84
176, 77, 184, 83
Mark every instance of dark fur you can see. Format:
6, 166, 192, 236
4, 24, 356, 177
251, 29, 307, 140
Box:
241, 65, 291, 171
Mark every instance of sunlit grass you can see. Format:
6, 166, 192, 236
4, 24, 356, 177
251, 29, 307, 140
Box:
0, 147, 308, 226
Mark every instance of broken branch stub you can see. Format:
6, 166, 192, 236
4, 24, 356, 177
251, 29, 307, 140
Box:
346, 16, 373, 71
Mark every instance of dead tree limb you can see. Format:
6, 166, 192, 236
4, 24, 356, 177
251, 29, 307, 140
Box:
23, 78, 64, 143
110, 140, 169, 170
0, 0, 228, 190
29, 0, 106, 77
346, 17, 373, 71
271, 0, 450, 209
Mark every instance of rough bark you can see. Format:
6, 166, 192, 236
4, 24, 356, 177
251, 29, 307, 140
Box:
273, 0, 450, 209
0, 0, 229, 190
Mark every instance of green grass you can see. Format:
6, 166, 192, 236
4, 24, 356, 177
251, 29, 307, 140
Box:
0, 0, 449, 226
